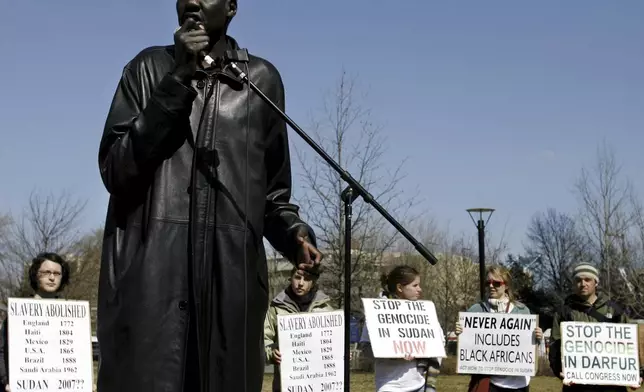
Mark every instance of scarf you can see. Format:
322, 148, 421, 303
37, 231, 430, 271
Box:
285, 285, 317, 312
488, 296, 511, 313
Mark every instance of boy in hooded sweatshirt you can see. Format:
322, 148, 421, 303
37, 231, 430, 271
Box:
264, 268, 334, 392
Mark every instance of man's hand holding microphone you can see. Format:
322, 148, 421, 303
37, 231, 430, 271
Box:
172, 18, 209, 83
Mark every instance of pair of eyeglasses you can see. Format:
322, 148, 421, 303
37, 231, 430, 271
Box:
487, 279, 504, 288
38, 270, 62, 277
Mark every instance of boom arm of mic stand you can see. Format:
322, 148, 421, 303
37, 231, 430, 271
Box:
227, 62, 437, 266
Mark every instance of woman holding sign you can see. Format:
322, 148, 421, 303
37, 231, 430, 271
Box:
360, 265, 444, 392
0, 252, 71, 392
455, 265, 543, 392
264, 267, 335, 392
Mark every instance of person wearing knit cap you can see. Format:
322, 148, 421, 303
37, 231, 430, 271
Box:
573, 264, 599, 283
549, 263, 640, 392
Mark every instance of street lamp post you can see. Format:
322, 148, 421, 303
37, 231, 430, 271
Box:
467, 208, 495, 301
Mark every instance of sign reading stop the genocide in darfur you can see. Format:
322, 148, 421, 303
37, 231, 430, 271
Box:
362, 298, 445, 358
561, 321, 640, 387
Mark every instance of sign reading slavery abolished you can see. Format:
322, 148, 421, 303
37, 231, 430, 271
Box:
277, 310, 345, 392
8, 297, 93, 392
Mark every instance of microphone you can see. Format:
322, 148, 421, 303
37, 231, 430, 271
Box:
201, 53, 215, 67
175, 20, 215, 67
202, 47, 249, 69
223, 49, 250, 81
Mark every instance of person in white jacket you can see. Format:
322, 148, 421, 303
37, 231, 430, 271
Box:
361, 265, 444, 392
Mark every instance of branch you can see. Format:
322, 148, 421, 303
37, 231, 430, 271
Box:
0, 190, 87, 300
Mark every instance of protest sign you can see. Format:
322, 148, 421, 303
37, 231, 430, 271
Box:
8, 297, 93, 392
277, 310, 344, 392
561, 321, 640, 386
639, 324, 644, 370
457, 312, 538, 376
361, 298, 445, 358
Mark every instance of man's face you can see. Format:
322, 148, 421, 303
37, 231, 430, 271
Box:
176, 0, 236, 36
37, 260, 63, 293
290, 272, 314, 296
574, 275, 597, 298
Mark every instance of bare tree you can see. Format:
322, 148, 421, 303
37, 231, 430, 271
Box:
484, 224, 510, 266
523, 208, 589, 300
396, 231, 479, 334
293, 70, 421, 308
0, 190, 87, 301
575, 142, 635, 265
396, 223, 479, 320
65, 229, 102, 300
0, 214, 14, 304
624, 199, 644, 311
573, 142, 643, 311
63, 228, 103, 331
431, 237, 480, 333
265, 246, 292, 303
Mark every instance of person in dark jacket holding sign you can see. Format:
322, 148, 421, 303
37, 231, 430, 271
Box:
455, 265, 543, 392
548, 264, 640, 392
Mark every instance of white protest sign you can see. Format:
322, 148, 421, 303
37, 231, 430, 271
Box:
277, 310, 344, 392
7, 297, 93, 392
561, 321, 640, 386
361, 298, 446, 358
457, 312, 538, 376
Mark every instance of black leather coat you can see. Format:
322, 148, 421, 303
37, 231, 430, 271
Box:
96, 36, 315, 392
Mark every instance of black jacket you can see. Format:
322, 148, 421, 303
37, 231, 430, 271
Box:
549, 294, 629, 392
97, 36, 315, 392
0, 319, 6, 388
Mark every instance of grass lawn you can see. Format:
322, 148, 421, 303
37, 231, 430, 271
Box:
90, 364, 640, 391
261, 373, 642, 391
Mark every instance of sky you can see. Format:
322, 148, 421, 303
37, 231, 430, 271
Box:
0, 1, 642, 257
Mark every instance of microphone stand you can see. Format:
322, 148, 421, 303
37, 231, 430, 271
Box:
225, 50, 438, 392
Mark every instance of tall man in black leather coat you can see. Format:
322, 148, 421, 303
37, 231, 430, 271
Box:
96, 1, 322, 391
